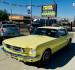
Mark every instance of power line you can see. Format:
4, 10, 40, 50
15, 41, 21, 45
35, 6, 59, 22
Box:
0, 0, 42, 7
0, 0, 57, 7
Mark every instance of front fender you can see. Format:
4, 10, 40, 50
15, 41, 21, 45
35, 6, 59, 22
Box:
36, 41, 52, 60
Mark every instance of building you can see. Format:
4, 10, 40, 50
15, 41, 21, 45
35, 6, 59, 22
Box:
9, 14, 31, 24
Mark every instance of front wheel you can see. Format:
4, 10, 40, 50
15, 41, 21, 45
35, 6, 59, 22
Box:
40, 49, 51, 66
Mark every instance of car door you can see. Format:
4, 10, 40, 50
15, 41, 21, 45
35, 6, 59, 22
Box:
53, 29, 68, 53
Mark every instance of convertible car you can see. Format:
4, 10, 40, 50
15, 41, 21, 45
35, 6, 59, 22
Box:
2, 26, 72, 64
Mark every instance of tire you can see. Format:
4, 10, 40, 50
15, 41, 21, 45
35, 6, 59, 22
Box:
67, 38, 72, 48
40, 49, 51, 66
0, 37, 3, 45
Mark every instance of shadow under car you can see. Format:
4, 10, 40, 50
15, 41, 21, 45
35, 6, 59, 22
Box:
23, 43, 75, 69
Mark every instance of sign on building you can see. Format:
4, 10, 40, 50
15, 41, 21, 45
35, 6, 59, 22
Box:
41, 4, 57, 17
27, 6, 31, 14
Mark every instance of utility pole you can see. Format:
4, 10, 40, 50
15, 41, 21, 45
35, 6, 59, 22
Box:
30, 0, 32, 24
53, 0, 57, 17
10, 8, 12, 21
30, 0, 32, 18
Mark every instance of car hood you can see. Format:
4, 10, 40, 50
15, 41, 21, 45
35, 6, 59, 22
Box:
3, 35, 56, 49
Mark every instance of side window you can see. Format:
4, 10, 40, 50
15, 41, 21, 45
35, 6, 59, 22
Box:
41, 29, 47, 35
57, 29, 67, 37
46, 29, 57, 37
46, 29, 51, 36
2, 24, 6, 28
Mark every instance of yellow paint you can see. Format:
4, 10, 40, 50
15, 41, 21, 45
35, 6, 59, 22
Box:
43, 5, 54, 10
3, 35, 55, 49
2, 27, 72, 62
42, 11, 55, 16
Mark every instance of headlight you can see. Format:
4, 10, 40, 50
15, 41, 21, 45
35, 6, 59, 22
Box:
29, 49, 36, 55
31, 49, 36, 54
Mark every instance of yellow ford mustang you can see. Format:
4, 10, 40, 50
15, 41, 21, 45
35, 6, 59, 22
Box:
2, 26, 72, 64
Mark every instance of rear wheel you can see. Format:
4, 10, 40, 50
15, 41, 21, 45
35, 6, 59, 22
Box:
40, 49, 51, 66
67, 38, 72, 48
0, 37, 3, 45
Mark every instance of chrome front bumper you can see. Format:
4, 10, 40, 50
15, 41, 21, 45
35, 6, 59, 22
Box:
2, 47, 40, 62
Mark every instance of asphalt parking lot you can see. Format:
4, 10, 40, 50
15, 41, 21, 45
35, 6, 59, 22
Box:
0, 32, 75, 70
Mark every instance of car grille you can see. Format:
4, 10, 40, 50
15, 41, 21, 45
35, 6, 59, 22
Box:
6, 44, 24, 53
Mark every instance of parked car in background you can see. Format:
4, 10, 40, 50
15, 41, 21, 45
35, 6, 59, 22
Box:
2, 26, 73, 65
0, 23, 20, 38
0, 21, 11, 24
28, 19, 57, 33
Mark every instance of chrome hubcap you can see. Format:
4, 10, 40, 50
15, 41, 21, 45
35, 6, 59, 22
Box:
43, 51, 50, 61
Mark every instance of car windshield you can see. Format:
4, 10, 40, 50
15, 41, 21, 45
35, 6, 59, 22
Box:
31, 28, 58, 37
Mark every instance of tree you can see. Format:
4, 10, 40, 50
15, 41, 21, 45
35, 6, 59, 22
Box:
0, 9, 9, 21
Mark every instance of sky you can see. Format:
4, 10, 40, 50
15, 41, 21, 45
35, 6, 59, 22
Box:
0, 0, 75, 18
